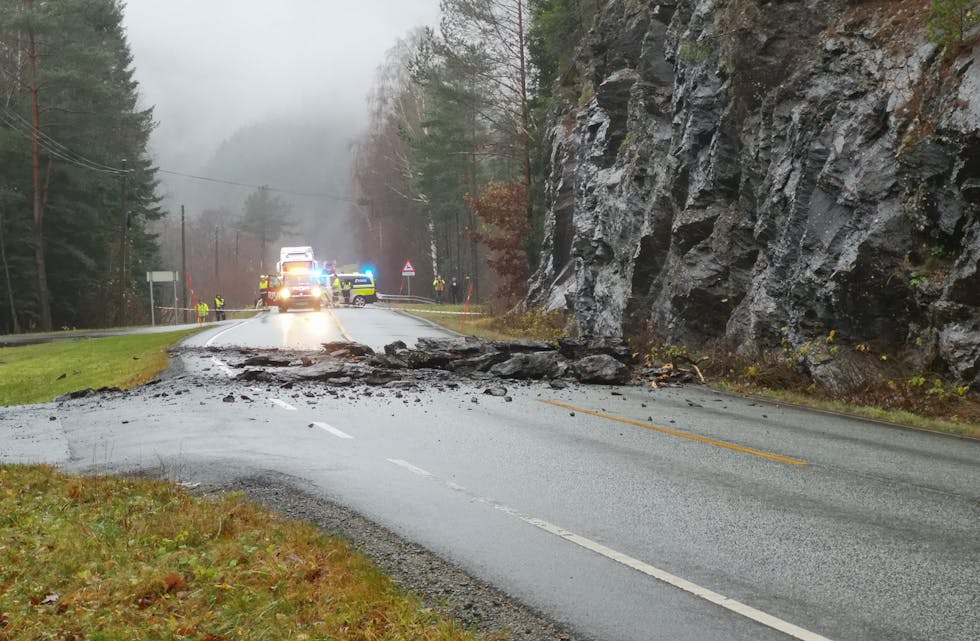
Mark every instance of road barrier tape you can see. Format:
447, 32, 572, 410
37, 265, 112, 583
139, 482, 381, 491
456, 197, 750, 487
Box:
155, 306, 260, 313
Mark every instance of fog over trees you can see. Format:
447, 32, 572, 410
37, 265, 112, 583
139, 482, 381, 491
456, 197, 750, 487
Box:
351, 0, 593, 303
0, 0, 586, 330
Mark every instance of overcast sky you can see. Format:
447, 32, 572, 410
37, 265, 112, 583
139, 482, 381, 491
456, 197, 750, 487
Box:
122, 0, 441, 176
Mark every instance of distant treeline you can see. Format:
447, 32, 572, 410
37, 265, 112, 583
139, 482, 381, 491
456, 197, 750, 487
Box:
352, 0, 596, 304
0, 0, 159, 332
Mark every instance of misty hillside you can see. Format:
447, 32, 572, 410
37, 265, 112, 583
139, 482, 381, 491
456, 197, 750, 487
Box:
184, 116, 355, 262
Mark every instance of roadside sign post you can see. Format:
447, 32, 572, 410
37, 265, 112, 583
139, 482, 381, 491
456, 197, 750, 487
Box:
147, 271, 179, 326
401, 260, 416, 298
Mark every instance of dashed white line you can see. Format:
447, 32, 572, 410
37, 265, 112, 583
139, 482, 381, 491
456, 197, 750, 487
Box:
386, 459, 837, 641
270, 399, 297, 411
313, 421, 353, 439
386, 458, 434, 478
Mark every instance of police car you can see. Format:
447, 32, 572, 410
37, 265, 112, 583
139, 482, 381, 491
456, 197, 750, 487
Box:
333, 272, 377, 307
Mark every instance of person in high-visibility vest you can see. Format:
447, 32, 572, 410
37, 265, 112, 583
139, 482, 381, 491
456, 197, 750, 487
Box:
213, 295, 226, 321
196, 301, 210, 325
258, 275, 269, 307
433, 274, 446, 304
341, 278, 353, 305
331, 274, 341, 305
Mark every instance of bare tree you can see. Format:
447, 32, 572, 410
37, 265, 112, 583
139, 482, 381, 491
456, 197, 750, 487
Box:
439, 0, 532, 221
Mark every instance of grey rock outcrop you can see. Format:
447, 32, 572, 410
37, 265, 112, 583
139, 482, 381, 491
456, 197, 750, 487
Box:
528, 0, 980, 389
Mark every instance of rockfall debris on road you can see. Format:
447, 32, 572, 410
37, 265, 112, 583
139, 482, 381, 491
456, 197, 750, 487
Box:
223, 336, 653, 388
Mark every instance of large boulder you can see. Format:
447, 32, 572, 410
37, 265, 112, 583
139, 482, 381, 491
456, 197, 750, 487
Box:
490, 351, 569, 379
573, 354, 630, 385
558, 337, 632, 364
416, 336, 487, 355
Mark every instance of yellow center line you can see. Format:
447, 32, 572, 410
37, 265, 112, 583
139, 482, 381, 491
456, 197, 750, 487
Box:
539, 399, 808, 466
326, 307, 354, 342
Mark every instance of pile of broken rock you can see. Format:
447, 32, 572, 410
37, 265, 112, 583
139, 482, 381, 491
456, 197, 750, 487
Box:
233, 336, 637, 387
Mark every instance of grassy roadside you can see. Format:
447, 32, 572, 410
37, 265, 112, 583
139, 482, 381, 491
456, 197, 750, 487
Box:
385, 304, 564, 343
0, 465, 478, 641
719, 384, 980, 438
0, 328, 201, 406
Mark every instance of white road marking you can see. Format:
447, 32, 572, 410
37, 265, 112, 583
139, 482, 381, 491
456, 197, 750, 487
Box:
313, 421, 353, 439
270, 399, 297, 411
204, 318, 252, 347
516, 517, 836, 641
387, 459, 837, 641
386, 458, 433, 478
209, 356, 237, 378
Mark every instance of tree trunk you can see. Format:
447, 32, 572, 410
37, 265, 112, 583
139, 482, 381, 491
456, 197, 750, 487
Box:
0, 205, 21, 333
428, 211, 439, 278
516, 0, 533, 225
27, 18, 52, 331
115, 168, 128, 326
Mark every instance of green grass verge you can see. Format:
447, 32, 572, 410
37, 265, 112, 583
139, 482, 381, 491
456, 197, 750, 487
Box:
0, 465, 478, 641
385, 304, 565, 343
717, 383, 980, 439
0, 328, 201, 406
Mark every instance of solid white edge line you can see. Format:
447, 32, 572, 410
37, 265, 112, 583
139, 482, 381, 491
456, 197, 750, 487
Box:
388, 459, 837, 641
270, 399, 297, 411
204, 317, 253, 347
386, 458, 433, 478
520, 517, 836, 641
312, 421, 353, 439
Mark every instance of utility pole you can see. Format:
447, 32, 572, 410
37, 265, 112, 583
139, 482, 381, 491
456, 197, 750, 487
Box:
115, 158, 128, 326
27, 1, 52, 331
180, 205, 187, 324
214, 225, 219, 291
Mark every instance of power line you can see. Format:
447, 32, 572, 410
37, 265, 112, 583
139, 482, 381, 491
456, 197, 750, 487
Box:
0, 108, 355, 202
0, 110, 119, 174
156, 169, 355, 202
0, 107, 128, 175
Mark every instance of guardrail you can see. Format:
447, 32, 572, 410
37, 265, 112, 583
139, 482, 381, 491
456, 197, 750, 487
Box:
377, 293, 436, 304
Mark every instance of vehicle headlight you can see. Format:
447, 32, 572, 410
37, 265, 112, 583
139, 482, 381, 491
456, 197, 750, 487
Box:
311, 286, 322, 297
280, 289, 291, 299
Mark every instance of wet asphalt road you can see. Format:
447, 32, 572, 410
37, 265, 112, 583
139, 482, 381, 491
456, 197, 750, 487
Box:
180, 306, 458, 350
2, 308, 979, 641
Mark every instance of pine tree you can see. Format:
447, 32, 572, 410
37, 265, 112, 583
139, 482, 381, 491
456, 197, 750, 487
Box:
0, 0, 162, 330
239, 187, 293, 273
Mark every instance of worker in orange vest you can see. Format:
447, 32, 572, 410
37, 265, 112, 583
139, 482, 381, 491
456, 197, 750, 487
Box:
433, 274, 446, 304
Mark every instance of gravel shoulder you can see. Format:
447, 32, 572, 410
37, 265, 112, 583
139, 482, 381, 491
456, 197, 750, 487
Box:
200, 473, 590, 641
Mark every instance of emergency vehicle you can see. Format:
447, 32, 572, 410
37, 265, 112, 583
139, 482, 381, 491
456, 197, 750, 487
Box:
278, 246, 316, 274
277, 271, 323, 312
274, 246, 323, 312
331, 272, 377, 307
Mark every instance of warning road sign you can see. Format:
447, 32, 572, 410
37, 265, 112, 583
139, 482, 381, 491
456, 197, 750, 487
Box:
401, 260, 416, 276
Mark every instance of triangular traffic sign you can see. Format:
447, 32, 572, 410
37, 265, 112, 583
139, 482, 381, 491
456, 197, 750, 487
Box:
402, 260, 416, 273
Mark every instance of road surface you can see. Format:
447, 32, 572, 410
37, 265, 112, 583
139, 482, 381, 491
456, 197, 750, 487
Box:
2, 307, 978, 641
180, 306, 455, 350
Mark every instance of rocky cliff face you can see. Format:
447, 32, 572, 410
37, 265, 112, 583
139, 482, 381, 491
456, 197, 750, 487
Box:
529, 0, 980, 389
